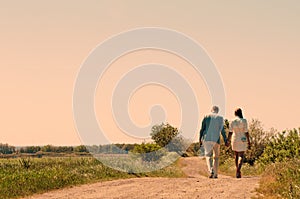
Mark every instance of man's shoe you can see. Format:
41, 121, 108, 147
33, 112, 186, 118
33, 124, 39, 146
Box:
209, 171, 214, 178
213, 175, 218, 179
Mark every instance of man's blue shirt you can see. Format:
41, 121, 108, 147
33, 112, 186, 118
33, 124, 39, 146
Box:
199, 113, 227, 144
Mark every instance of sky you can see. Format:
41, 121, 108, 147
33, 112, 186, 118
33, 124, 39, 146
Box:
1, 0, 299, 146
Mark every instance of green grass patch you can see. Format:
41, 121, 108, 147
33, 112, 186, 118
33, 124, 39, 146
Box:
219, 158, 265, 177
256, 159, 300, 198
0, 157, 184, 199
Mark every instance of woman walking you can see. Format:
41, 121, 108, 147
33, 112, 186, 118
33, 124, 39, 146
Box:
227, 108, 251, 178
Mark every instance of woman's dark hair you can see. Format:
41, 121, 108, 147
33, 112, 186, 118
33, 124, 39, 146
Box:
234, 108, 243, 118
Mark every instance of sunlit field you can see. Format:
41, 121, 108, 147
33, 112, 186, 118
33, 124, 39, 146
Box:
0, 156, 184, 199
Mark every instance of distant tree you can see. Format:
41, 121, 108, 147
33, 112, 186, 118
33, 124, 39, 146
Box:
86, 145, 100, 153
121, 143, 136, 152
21, 146, 41, 153
151, 123, 180, 148
0, 143, 15, 154
99, 144, 110, 153
41, 145, 55, 152
19, 147, 25, 153
74, 145, 88, 153
55, 146, 73, 153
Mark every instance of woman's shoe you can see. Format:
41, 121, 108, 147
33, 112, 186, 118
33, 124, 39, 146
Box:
236, 171, 241, 178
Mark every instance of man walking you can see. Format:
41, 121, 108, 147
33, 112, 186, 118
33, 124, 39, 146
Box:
199, 106, 227, 178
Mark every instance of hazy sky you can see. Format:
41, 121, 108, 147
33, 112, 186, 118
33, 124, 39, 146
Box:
1, 1, 299, 146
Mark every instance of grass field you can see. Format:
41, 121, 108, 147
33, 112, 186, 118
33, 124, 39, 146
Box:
0, 156, 184, 199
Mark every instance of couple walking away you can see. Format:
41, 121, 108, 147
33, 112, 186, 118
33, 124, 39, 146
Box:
199, 106, 251, 178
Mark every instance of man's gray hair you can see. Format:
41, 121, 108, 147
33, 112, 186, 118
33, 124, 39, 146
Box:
211, 106, 219, 113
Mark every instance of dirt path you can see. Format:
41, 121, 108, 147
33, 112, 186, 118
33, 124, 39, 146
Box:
25, 157, 260, 199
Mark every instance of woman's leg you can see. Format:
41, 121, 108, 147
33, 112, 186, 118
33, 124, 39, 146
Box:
234, 151, 239, 178
234, 151, 239, 169
236, 151, 245, 178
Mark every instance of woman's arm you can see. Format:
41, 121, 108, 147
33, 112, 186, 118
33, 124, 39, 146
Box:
226, 132, 232, 147
245, 132, 251, 149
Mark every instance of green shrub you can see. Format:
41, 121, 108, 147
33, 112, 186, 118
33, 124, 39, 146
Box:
257, 159, 300, 198
259, 128, 300, 164
185, 142, 201, 156
151, 123, 179, 148
19, 158, 32, 169
244, 119, 274, 165
132, 143, 166, 162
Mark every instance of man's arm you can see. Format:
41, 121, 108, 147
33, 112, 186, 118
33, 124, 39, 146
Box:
199, 117, 206, 146
221, 126, 227, 145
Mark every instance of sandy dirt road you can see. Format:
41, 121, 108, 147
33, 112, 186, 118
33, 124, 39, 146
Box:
25, 157, 260, 199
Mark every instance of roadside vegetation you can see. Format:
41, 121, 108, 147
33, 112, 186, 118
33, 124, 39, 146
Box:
0, 123, 185, 199
1, 120, 299, 198
218, 119, 300, 198
0, 157, 184, 199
